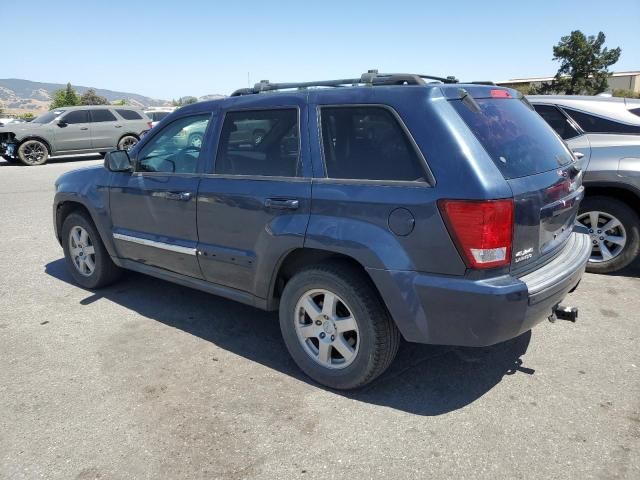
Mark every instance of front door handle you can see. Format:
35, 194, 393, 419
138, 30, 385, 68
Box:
80, 127, 88, 131
265, 198, 299, 210
115, 125, 122, 128
165, 191, 192, 201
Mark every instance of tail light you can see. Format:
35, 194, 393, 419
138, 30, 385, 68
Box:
147, 121, 153, 129
438, 199, 513, 269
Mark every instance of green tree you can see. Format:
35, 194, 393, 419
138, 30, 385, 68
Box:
49, 82, 80, 110
172, 96, 198, 106
79, 88, 109, 105
18, 112, 35, 121
113, 99, 127, 106
548, 31, 621, 95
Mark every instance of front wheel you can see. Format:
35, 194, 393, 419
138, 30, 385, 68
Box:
62, 212, 121, 289
17, 139, 49, 166
279, 263, 400, 390
576, 196, 640, 274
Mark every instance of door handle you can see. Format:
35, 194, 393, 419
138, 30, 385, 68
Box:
80, 127, 89, 131
572, 151, 585, 159
265, 198, 299, 210
115, 125, 122, 128
165, 191, 192, 201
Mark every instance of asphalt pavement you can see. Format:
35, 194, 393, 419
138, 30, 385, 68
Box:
0, 156, 638, 479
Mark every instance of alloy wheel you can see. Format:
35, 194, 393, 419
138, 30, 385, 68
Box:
22, 142, 46, 164
576, 210, 627, 263
69, 226, 96, 276
294, 289, 359, 370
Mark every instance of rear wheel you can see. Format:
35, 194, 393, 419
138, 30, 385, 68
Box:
577, 196, 640, 273
117, 135, 138, 151
279, 263, 400, 390
62, 212, 121, 289
17, 139, 49, 166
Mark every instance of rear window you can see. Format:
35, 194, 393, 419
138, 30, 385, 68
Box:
451, 97, 572, 179
90, 109, 117, 122
116, 109, 143, 120
562, 107, 640, 134
149, 111, 170, 122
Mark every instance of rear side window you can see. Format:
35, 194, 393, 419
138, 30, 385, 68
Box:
116, 109, 143, 120
149, 111, 170, 122
630, 107, 640, 118
215, 109, 299, 177
90, 109, 117, 122
533, 104, 580, 140
320, 106, 426, 181
451, 98, 572, 179
62, 110, 89, 124
562, 107, 640, 134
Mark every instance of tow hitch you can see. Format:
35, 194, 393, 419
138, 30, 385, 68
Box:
548, 304, 578, 323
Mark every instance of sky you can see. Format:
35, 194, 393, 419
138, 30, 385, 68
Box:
4, 0, 640, 100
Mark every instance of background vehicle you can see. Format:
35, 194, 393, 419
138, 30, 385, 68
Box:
53, 73, 590, 389
0, 106, 151, 165
145, 109, 175, 128
0, 117, 26, 126
529, 95, 640, 273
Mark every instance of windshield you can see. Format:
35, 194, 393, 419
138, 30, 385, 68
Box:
32, 110, 65, 124
451, 98, 572, 179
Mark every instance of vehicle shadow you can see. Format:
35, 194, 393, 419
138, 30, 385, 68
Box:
45, 258, 534, 416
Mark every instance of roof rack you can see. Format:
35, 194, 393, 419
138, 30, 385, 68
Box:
230, 70, 459, 96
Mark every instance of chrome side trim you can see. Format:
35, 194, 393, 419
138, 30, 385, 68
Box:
113, 233, 197, 256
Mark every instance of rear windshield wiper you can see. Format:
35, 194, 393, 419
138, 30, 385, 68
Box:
457, 88, 481, 113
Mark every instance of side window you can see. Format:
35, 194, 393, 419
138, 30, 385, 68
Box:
215, 109, 299, 177
62, 110, 89, 124
137, 114, 210, 174
533, 104, 580, 139
116, 109, 143, 120
562, 107, 640, 134
320, 106, 426, 181
90, 109, 117, 123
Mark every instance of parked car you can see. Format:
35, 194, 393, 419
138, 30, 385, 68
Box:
0, 117, 26, 127
0, 106, 151, 165
145, 109, 175, 128
529, 95, 640, 273
53, 72, 591, 389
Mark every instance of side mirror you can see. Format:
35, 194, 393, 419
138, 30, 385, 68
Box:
57, 120, 67, 127
105, 150, 132, 172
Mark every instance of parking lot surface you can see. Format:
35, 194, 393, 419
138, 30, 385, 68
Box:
0, 157, 639, 480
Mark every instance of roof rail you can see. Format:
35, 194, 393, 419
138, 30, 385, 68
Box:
230, 70, 459, 96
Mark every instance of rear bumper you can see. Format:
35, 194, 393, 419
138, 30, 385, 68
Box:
367, 231, 591, 347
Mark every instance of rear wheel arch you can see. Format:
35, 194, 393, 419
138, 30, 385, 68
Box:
268, 248, 384, 310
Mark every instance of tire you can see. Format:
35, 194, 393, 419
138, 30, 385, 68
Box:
117, 135, 138, 151
187, 133, 203, 148
61, 212, 121, 289
279, 262, 400, 390
577, 196, 640, 274
17, 139, 49, 166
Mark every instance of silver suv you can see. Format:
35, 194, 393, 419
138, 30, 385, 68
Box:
0, 105, 151, 166
529, 95, 640, 273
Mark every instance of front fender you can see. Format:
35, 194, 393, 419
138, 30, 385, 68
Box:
54, 167, 116, 256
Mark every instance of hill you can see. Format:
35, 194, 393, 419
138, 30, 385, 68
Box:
0, 78, 171, 113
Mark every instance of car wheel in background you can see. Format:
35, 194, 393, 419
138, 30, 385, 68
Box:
577, 196, 640, 274
17, 139, 49, 166
188, 133, 203, 148
117, 135, 138, 151
279, 262, 400, 390
62, 212, 121, 289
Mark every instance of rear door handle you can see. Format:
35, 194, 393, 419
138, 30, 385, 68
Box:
165, 191, 192, 201
80, 127, 88, 131
572, 151, 585, 159
264, 198, 299, 210
115, 125, 122, 128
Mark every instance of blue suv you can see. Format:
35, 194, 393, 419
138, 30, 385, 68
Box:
53, 72, 591, 389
